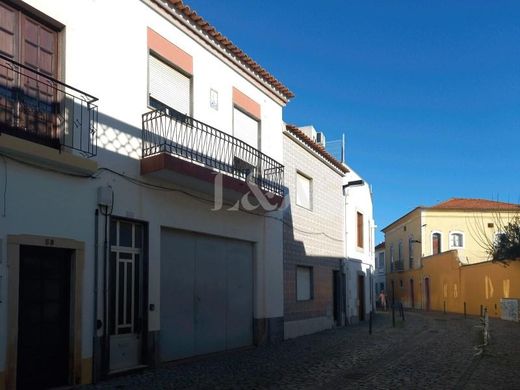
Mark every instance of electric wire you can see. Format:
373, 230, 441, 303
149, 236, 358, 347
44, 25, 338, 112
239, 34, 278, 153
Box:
0, 151, 344, 242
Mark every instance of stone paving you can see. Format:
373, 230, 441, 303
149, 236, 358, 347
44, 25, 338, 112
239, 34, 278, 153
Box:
86, 311, 520, 389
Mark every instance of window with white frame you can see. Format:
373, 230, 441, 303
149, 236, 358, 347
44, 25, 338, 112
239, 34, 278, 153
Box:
378, 252, 385, 269
148, 53, 191, 115
296, 172, 312, 210
449, 232, 464, 248
296, 266, 313, 301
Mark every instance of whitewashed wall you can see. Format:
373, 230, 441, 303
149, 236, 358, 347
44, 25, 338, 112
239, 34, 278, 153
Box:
0, 0, 286, 372
343, 166, 375, 321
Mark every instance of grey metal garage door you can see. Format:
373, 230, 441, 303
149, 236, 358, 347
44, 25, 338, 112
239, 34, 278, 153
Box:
160, 229, 253, 361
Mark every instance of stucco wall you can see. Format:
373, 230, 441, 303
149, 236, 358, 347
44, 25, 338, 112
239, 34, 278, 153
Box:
421, 210, 516, 264
343, 167, 375, 321
383, 209, 422, 273
0, 0, 287, 378
388, 250, 520, 317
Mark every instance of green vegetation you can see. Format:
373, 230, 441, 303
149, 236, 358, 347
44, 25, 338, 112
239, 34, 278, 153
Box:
491, 216, 520, 262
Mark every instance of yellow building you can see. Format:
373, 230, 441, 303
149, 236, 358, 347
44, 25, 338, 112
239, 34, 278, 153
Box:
382, 198, 520, 310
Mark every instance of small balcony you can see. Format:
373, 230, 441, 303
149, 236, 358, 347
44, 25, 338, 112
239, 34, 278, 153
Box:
0, 53, 98, 158
141, 107, 284, 202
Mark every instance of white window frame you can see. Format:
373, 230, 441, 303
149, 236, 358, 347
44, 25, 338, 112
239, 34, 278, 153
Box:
378, 252, 385, 269
449, 231, 465, 249
147, 52, 192, 115
296, 171, 312, 210
232, 106, 260, 150
296, 266, 313, 301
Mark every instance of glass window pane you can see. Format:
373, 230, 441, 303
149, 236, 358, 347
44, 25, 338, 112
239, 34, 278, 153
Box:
296, 266, 312, 301
126, 262, 133, 330
135, 224, 143, 249
118, 262, 125, 325
296, 173, 311, 209
119, 221, 133, 247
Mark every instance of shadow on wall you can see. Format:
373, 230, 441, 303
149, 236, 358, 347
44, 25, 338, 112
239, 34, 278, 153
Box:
388, 250, 520, 317
282, 198, 344, 328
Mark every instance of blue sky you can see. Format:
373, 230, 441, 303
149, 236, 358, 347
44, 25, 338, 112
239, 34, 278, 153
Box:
186, 0, 520, 242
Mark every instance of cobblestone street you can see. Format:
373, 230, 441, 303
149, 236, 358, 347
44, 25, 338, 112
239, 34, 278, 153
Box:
87, 311, 520, 389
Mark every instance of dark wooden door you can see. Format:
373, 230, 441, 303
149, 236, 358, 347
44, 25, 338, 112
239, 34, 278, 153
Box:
332, 271, 340, 325
410, 279, 415, 308
425, 277, 431, 311
357, 275, 365, 321
17, 246, 71, 389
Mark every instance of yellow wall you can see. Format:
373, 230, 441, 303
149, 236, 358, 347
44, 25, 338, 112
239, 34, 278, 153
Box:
421, 210, 516, 264
384, 209, 422, 273
384, 209, 518, 274
387, 250, 520, 317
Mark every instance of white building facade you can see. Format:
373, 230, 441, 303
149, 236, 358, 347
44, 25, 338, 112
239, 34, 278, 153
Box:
0, 0, 292, 387
343, 167, 376, 323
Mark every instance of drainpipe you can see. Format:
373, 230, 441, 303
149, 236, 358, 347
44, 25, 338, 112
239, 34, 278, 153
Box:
93, 209, 99, 383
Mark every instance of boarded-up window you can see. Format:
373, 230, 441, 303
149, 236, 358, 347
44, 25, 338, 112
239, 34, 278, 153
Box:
357, 212, 364, 248
296, 172, 312, 209
233, 107, 259, 149
432, 233, 441, 255
148, 54, 191, 115
296, 266, 312, 301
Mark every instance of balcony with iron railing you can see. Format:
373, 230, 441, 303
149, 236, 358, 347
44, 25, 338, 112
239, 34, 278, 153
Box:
141, 106, 284, 202
0, 53, 98, 159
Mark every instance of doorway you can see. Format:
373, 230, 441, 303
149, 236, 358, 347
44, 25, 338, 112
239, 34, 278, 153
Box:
17, 245, 72, 389
108, 219, 146, 372
357, 274, 365, 321
424, 277, 431, 311
333, 271, 341, 325
410, 279, 415, 308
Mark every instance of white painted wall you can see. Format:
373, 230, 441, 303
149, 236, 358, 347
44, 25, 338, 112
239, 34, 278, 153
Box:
343, 166, 375, 322
0, 0, 286, 372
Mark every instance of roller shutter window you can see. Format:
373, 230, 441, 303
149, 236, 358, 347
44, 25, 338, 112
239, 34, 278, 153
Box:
149, 54, 191, 115
232, 107, 259, 150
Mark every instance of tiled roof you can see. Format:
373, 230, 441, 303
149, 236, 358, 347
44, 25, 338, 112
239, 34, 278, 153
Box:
375, 242, 385, 250
162, 0, 294, 101
285, 124, 349, 173
430, 198, 520, 211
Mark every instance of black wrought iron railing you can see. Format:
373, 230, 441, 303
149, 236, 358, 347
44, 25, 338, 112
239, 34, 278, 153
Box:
0, 53, 98, 157
142, 107, 284, 196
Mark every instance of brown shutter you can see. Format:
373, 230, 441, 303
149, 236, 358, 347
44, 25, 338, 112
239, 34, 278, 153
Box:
0, 3, 17, 127
357, 212, 364, 248
0, 2, 16, 58
20, 14, 58, 137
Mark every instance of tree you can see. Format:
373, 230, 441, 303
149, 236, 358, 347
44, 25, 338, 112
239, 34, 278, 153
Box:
489, 216, 520, 263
